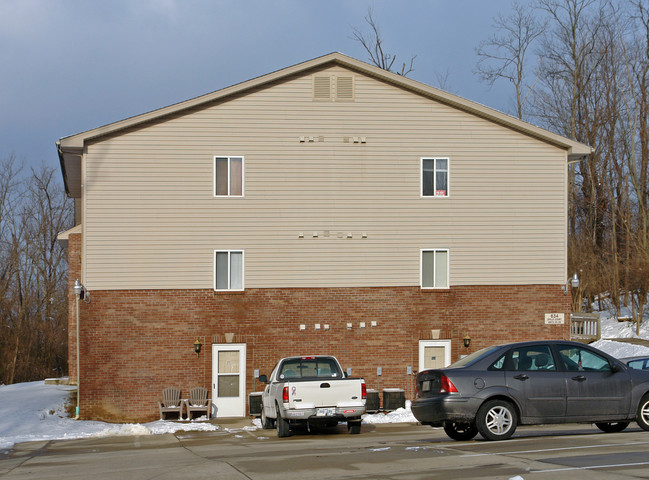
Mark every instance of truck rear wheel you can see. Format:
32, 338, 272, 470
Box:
276, 405, 290, 437
261, 407, 274, 429
347, 421, 361, 434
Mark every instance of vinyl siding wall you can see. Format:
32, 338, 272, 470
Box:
82, 65, 567, 290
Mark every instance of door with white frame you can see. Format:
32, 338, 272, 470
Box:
212, 344, 246, 417
418, 340, 451, 373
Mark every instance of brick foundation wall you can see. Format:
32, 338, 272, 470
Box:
72, 283, 570, 422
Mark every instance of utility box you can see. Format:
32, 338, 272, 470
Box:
248, 392, 263, 416
383, 388, 405, 411
365, 389, 380, 413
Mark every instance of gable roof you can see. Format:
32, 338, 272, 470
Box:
57, 52, 591, 197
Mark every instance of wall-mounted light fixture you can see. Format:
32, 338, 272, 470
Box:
562, 273, 580, 294
73, 279, 90, 303
463, 334, 471, 348
194, 339, 202, 356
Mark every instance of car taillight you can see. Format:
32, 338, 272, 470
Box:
282, 386, 289, 403
361, 382, 367, 400
440, 375, 458, 393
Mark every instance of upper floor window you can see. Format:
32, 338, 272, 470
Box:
214, 250, 244, 291
421, 249, 449, 289
422, 158, 449, 197
214, 156, 243, 196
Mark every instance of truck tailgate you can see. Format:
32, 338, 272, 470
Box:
288, 379, 362, 408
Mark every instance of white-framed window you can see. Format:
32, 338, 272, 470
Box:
421, 249, 449, 289
421, 157, 449, 197
214, 250, 244, 291
214, 156, 244, 196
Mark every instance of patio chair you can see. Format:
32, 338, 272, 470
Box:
184, 386, 212, 420
158, 387, 184, 420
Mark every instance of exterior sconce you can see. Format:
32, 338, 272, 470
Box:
73, 279, 90, 303
562, 273, 580, 294
194, 339, 202, 356
463, 334, 471, 348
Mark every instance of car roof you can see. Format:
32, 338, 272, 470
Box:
492, 339, 590, 349
620, 355, 649, 361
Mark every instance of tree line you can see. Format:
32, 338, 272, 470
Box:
0, 155, 72, 385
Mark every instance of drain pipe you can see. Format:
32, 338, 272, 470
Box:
72, 279, 84, 419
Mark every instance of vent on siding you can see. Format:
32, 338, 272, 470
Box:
313, 76, 331, 101
336, 76, 354, 101
313, 75, 354, 101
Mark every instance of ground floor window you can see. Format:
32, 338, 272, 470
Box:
421, 249, 449, 289
214, 250, 244, 291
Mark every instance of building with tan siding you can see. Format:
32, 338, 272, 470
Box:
57, 53, 590, 422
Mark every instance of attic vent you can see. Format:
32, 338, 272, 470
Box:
313, 75, 355, 102
313, 76, 331, 101
336, 76, 354, 100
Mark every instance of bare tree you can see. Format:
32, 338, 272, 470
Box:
475, 1, 546, 119
0, 160, 72, 385
351, 8, 416, 77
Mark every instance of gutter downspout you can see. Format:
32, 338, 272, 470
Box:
75, 289, 80, 419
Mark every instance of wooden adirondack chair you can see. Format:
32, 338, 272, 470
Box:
158, 387, 184, 420
184, 386, 212, 420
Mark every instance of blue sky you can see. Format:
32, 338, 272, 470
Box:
1, 0, 515, 175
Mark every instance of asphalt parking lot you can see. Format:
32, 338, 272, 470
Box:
3, 420, 649, 480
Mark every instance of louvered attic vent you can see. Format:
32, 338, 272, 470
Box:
313, 75, 354, 101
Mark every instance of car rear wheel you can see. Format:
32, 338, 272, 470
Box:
476, 399, 517, 441
637, 394, 649, 431
276, 405, 291, 437
443, 421, 478, 441
261, 407, 274, 429
595, 421, 629, 433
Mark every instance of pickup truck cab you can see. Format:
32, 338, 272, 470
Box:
259, 355, 366, 437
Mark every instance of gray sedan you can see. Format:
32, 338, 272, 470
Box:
411, 340, 649, 441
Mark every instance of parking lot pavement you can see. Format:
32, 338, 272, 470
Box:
3, 423, 649, 480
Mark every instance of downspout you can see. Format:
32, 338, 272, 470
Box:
75, 287, 80, 419
72, 279, 88, 419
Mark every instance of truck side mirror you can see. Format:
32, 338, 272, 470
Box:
258, 374, 268, 383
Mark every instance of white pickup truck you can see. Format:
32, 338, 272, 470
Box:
258, 355, 366, 437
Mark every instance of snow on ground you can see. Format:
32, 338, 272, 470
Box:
1, 303, 648, 454
0, 380, 416, 453
0, 381, 222, 452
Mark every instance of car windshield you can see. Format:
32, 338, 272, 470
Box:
449, 346, 502, 368
278, 357, 341, 379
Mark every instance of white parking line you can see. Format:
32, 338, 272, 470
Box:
459, 440, 649, 457
532, 461, 649, 473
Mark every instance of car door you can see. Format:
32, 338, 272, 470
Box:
504, 345, 566, 420
556, 344, 631, 419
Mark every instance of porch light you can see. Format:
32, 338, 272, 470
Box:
562, 273, 579, 294
73, 279, 90, 303
463, 334, 471, 348
194, 339, 202, 356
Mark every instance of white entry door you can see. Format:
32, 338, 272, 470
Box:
212, 344, 246, 417
418, 340, 451, 373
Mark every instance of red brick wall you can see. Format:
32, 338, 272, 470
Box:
67, 233, 82, 383
72, 283, 570, 422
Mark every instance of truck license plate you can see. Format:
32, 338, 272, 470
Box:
316, 408, 335, 417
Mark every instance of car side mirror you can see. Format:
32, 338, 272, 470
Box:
611, 363, 621, 373
258, 374, 268, 383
